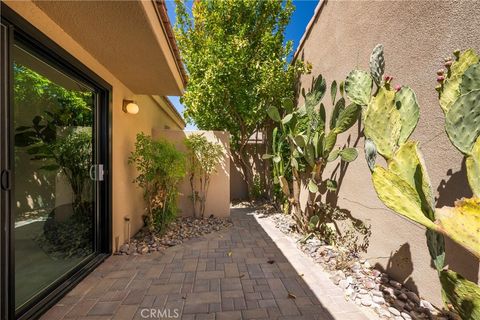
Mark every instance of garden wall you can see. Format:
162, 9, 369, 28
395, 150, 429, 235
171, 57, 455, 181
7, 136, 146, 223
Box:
294, 0, 480, 306
152, 129, 231, 218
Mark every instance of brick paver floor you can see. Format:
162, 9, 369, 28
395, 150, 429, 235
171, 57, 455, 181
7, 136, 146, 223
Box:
41, 207, 373, 320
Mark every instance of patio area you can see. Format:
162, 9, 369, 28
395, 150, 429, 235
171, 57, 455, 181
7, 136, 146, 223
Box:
40, 207, 372, 320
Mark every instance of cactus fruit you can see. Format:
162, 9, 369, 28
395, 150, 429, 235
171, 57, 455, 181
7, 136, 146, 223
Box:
440, 269, 480, 320
445, 89, 480, 154
466, 137, 480, 197
435, 198, 480, 258
369, 44, 385, 86
394, 87, 420, 145
439, 49, 479, 113
364, 87, 401, 159
345, 70, 373, 106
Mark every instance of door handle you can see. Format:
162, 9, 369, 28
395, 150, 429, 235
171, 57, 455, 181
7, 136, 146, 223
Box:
1, 169, 11, 190
89, 165, 104, 181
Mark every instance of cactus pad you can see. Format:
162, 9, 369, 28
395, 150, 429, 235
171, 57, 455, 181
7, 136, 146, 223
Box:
339, 148, 358, 162
440, 49, 479, 113
305, 75, 326, 109
369, 44, 385, 86
445, 89, 480, 154
334, 103, 361, 134
395, 87, 420, 145
439, 270, 480, 320
388, 141, 434, 216
364, 139, 377, 172
364, 87, 401, 159
466, 136, 480, 197
345, 70, 373, 106
372, 166, 436, 229
435, 197, 480, 258
460, 63, 480, 94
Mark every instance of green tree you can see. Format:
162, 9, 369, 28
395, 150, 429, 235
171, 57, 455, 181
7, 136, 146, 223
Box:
174, 0, 307, 197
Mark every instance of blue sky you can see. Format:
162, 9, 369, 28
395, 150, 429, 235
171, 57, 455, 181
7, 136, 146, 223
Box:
165, 0, 319, 130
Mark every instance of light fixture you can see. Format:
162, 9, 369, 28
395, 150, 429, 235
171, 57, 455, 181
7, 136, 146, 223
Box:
122, 100, 139, 115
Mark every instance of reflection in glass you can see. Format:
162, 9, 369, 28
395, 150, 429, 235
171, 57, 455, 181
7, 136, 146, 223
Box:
13, 45, 95, 310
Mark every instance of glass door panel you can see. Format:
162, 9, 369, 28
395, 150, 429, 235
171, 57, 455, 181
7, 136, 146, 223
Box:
12, 44, 96, 310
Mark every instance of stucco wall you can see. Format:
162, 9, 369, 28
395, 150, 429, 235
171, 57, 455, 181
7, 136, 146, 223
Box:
152, 129, 231, 218
295, 0, 480, 306
5, 1, 185, 252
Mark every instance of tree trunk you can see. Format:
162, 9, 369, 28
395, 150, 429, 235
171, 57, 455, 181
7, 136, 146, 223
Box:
234, 145, 254, 200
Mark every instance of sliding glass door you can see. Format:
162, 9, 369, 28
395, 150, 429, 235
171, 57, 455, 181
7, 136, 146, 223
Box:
1, 6, 111, 320
13, 43, 97, 310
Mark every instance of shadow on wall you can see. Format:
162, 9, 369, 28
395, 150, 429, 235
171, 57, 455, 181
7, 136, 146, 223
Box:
436, 160, 478, 283
374, 243, 420, 295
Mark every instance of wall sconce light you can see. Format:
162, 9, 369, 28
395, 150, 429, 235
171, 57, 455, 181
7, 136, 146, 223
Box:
122, 100, 139, 115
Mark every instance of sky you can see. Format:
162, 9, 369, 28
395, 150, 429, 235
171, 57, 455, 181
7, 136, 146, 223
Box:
165, 0, 319, 130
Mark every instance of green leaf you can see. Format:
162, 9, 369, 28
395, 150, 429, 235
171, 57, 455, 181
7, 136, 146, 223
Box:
339, 148, 358, 162
267, 106, 281, 122
308, 179, 318, 193
324, 132, 337, 154
339, 81, 345, 98
294, 135, 306, 148
262, 154, 274, 160
334, 103, 361, 134
282, 113, 293, 124
330, 80, 337, 105
327, 149, 340, 162
330, 98, 345, 130
326, 179, 337, 191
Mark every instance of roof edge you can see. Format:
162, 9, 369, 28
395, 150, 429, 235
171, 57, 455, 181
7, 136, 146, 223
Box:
154, 0, 188, 87
292, 0, 326, 63
160, 96, 186, 128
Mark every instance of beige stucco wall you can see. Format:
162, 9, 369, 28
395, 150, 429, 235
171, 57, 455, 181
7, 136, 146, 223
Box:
152, 129, 231, 218
295, 0, 480, 306
5, 1, 186, 252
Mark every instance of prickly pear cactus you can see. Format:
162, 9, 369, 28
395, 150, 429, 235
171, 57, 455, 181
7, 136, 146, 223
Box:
345, 70, 372, 106
445, 89, 480, 154
363, 87, 401, 159
435, 198, 480, 258
438, 49, 480, 198
460, 63, 480, 94
395, 87, 420, 145
466, 137, 480, 197
440, 269, 480, 320
369, 44, 385, 86
439, 49, 479, 113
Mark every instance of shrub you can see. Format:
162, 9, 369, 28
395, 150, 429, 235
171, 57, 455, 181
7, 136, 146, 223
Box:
185, 134, 223, 218
129, 133, 186, 231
